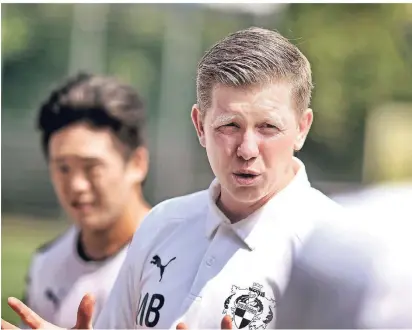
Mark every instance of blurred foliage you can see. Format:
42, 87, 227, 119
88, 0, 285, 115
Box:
2, 3, 412, 216
2, 4, 73, 113
1, 216, 69, 324
278, 3, 412, 180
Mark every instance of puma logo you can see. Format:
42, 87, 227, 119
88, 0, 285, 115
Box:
45, 288, 60, 309
150, 255, 176, 282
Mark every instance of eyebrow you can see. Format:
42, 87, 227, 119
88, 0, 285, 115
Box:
211, 111, 286, 128
260, 113, 286, 127
51, 156, 102, 163
210, 113, 239, 127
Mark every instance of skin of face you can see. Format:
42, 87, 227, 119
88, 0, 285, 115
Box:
48, 122, 148, 232
192, 82, 313, 220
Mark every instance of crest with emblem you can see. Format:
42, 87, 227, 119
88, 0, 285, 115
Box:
222, 282, 276, 330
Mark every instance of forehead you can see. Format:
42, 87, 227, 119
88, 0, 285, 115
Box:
48, 122, 123, 160
209, 82, 294, 118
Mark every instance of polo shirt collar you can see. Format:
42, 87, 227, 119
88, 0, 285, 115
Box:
205, 157, 311, 250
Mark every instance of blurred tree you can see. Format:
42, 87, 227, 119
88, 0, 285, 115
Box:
278, 4, 412, 181
2, 3, 412, 217
2, 4, 73, 113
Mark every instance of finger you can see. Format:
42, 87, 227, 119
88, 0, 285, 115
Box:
221, 315, 232, 329
1, 319, 19, 330
7, 297, 43, 329
175, 322, 188, 329
74, 293, 95, 329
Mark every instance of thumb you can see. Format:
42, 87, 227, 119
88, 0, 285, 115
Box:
73, 293, 95, 329
221, 315, 232, 329
176, 321, 188, 329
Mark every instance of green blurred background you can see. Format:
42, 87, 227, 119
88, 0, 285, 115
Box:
2, 3, 412, 323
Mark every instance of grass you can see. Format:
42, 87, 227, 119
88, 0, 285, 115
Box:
1, 215, 68, 324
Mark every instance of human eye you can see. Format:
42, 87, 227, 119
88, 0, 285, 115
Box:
218, 122, 240, 133
84, 161, 104, 176
259, 123, 280, 134
56, 163, 70, 174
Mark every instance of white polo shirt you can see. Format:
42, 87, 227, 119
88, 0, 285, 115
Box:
276, 201, 412, 329
23, 226, 129, 328
95, 159, 343, 329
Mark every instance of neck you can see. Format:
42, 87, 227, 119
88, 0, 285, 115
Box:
80, 191, 150, 261
218, 161, 298, 223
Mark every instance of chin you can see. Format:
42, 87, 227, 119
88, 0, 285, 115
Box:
228, 185, 266, 204
74, 215, 105, 231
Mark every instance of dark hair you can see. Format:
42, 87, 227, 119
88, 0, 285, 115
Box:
197, 27, 313, 114
37, 72, 146, 158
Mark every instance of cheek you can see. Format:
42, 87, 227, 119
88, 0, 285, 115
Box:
92, 175, 118, 194
51, 174, 68, 198
51, 180, 75, 210
208, 131, 238, 157
261, 134, 296, 164
90, 178, 118, 208
94, 170, 131, 199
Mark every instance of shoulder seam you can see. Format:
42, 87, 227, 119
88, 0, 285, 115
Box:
35, 228, 71, 254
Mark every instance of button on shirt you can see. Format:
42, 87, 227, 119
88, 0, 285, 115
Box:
95, 159, 343, 329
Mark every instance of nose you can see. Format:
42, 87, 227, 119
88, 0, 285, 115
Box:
237, 131, 259, 160
69, 172, 91, 193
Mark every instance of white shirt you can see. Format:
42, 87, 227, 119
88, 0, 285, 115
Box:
277, 182, 412, 328
95, 159, 343, 329
23, 226, 129, 328
331, 181, 412, 215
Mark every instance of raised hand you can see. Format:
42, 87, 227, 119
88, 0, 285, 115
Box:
1, 294, 95, 330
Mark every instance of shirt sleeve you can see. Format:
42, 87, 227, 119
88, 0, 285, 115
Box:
275, 222, 377, 329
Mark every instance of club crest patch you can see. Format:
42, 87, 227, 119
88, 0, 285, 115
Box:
222, 282, 276, 330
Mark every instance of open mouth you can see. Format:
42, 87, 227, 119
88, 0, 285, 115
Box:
233, 172, 261, 185
234, 173, 259, 179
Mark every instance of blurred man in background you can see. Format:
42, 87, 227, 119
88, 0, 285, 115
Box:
19, 72, 151, 327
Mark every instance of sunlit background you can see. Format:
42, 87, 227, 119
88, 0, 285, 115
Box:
2, 3, 412, 323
